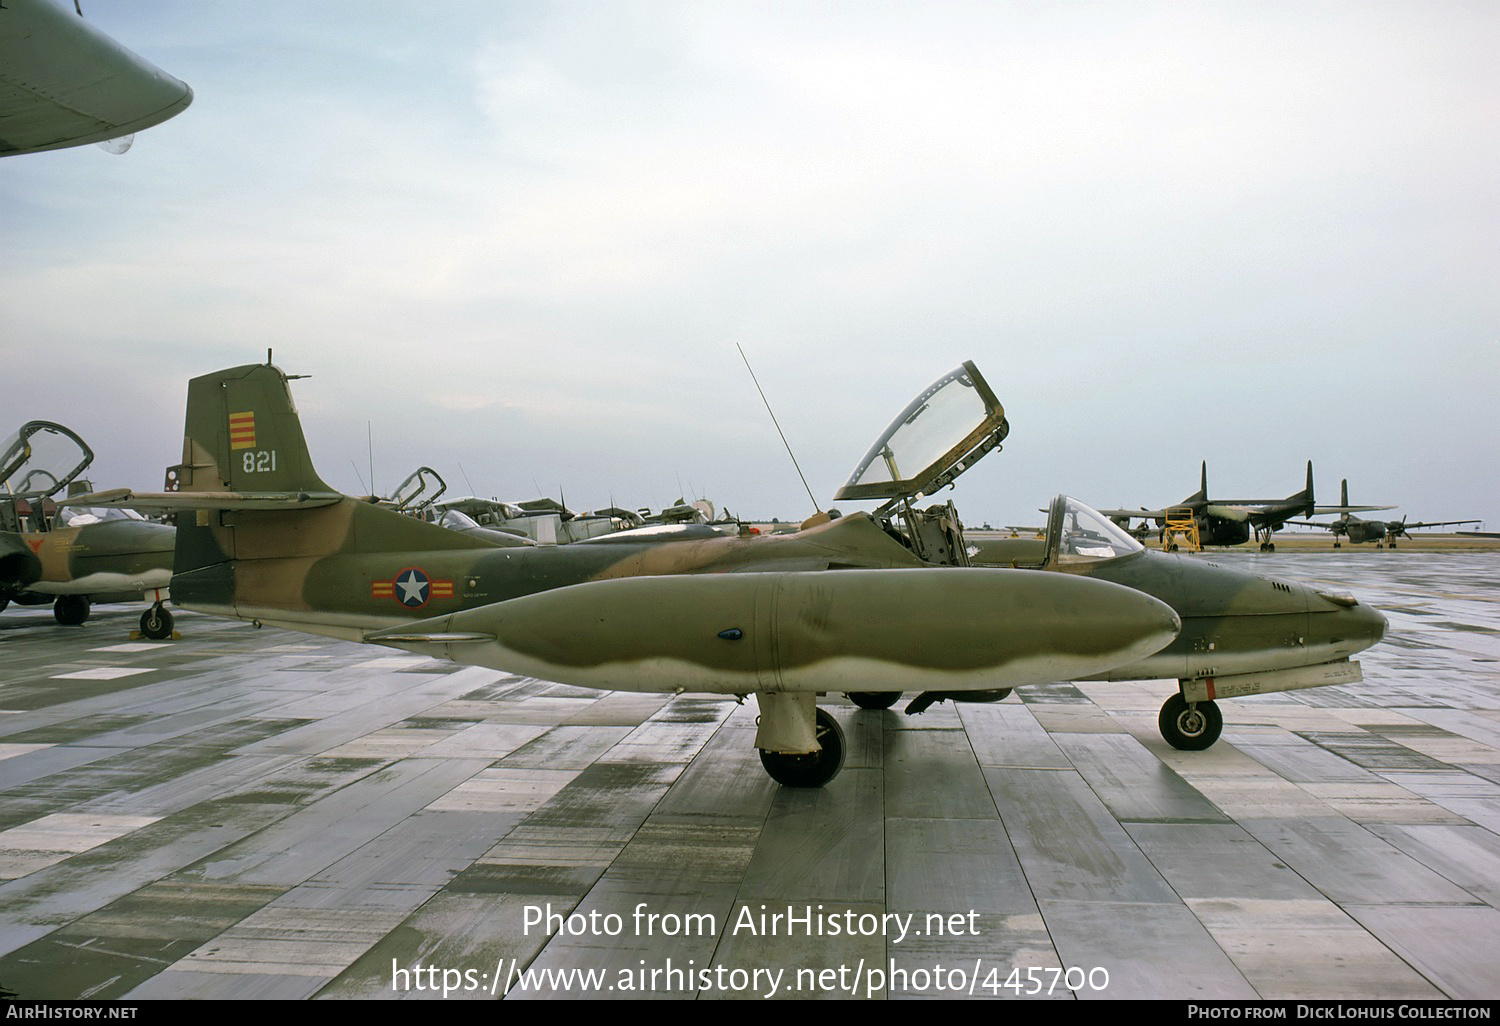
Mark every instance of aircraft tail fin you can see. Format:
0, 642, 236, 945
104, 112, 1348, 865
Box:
1185, 461, 1208, 504
1340, 479, 1350, 523
164, 361, 493, 633
1286, 460, 1315, 518
168, 361, 335, 497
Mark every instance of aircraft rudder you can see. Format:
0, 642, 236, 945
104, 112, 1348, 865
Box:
1186, 461, 1208, 504
1288, 460, 1315, 516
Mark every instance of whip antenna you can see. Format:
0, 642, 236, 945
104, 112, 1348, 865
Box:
737, 344, 821, 514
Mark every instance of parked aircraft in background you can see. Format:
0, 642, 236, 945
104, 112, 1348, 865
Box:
0, 0, 192, 156
1292, 480, 1480, 548
71, 360, 1385, 785
1099, 462, 1392, 551
1, 422, 175, 636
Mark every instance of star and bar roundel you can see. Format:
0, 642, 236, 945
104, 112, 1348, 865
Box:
371, 567, 455, 609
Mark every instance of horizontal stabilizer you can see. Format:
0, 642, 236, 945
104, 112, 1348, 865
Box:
61, 487, 344, 512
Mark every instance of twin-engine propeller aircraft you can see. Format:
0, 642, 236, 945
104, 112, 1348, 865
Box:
71, 360, 1385, 785
0, 422, 176, 636
1099, 462, 1392, 551
1291, 480, 1480, 548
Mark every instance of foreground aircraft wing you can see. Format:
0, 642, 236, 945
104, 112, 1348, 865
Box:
0, 0, 192, 156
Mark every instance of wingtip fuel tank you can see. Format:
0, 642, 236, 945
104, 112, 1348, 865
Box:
365, 568, 1182, 696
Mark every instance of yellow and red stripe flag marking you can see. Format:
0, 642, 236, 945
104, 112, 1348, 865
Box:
229, 411, 257, 450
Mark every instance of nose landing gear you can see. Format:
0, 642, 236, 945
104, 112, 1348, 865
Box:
139, 602, 175, 640
1159, 692, 1223, 750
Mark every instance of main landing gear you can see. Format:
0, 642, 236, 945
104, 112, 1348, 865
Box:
1159, 692, 1223, 751
759, 707, 846, 787
53, 595, 90, 626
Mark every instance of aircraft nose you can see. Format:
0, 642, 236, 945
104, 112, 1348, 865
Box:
1313, 588, 1387, 655
1356, 600, 1388, 646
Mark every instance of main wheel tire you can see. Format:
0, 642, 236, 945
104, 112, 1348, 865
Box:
759, 707, 846, 787
847, 691, 901, 710
53, 595, 90, 626
139, 605, 174, 640
1159, 693, 1223, 751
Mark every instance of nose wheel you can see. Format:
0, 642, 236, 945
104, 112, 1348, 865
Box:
759, 707, 846, 787
1159, 692, 1223, 750
139, 603, 175, 640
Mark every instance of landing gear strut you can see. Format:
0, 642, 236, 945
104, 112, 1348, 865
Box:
139, 603, 174, 640
758, 707, 846, 787
1159, 692, 1223, 751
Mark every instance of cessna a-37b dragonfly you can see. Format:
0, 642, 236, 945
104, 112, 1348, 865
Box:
72, 361, 1386, 786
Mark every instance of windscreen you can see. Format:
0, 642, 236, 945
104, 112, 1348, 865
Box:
1050, 495, 1145, 565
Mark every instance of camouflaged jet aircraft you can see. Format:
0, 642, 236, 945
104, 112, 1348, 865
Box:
1, 422, 176, 637
72, 359, 1385, 784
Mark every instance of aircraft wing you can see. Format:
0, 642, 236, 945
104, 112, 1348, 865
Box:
1404, 519, 1482, 530
1212, 499, 1313, 509
1095, 508, 1165, 520
1, 0, 193, 156
61, 487, 344, 512
1310, 505, 1395, 515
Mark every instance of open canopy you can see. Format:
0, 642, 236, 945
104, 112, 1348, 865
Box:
835, 361, 1008, 504
0, 421, 93, 500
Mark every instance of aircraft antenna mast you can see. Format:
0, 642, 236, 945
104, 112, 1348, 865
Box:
737, 344, 821, 514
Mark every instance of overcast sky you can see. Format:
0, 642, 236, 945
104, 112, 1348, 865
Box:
4, 0, 1496, 530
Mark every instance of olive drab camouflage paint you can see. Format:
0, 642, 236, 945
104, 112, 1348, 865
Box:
66, 359, 1387, 785
1, 420, 176, 635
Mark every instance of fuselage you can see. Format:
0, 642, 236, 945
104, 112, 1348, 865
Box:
171, 502, 1183, 697
1, 520, 174, 598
